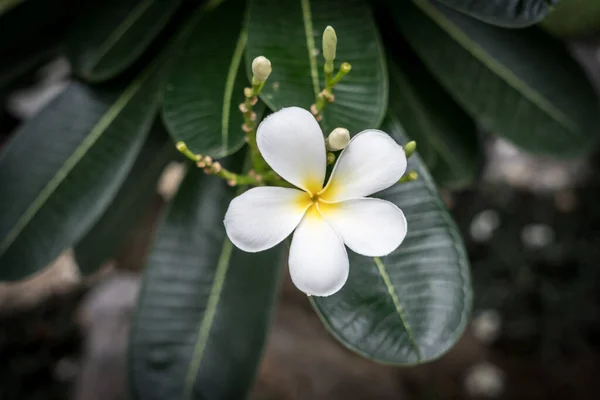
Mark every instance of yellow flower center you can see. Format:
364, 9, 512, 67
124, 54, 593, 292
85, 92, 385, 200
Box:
295, 190, 338, 221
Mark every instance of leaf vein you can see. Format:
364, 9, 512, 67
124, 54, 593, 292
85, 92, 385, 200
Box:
373, 256, 421, 361
300, 0, 319, 98
182, 239, 234, 400
222, 29, 247, 152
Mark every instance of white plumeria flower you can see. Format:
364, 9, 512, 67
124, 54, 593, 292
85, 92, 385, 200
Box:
224, 107, 408, 297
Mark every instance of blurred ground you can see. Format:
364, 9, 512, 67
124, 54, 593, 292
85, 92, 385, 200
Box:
2, 36, 600, 400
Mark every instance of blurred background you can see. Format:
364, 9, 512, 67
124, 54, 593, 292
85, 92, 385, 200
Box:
2, 0, 600, 399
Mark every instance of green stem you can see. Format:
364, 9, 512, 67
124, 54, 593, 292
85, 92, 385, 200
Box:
312, 62, 352, 120
242, 83, 269, 173
328, 62, 351, 88
213, 166, 263, 186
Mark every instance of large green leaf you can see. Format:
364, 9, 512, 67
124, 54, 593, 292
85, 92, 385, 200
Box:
393, 0, 599, 158
246, 0, 387, 134
387, 57, 481, 189
129, 164, 283, 400
74, 122, 176, 275
0, 65, 165, 282
434, 0, 559, 27
311, 119, 472, 364
540, 0, 600, 37
67, 0, 181, 82
162, 0, 248, 157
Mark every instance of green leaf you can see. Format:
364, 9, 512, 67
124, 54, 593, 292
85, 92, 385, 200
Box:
129, 164, 283, 400
0, 64, 165, 282
246, 0, 388, 134
74, 122, 176, 275
67, 0, 181, 82
387, 56, 481, 189
311, 119, 472, 364
434, 0, 559, 27
162, 0, 249, 157
393, 0, 599, 158
540, 0, 600, 37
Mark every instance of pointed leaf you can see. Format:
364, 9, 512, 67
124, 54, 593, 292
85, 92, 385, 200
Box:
434, 0, 559, 27
74, 123, 176, 275
393, 0, 599, 158
0, 65, 165, 282
67, 0, 181, 82
387, 56, 481, 189
311, 118, 472, 364
129, 164, 283, 399
246, 0, 387, 134
162, 0, 248, 157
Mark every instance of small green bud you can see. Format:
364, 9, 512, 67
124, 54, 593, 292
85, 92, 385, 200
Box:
326, 127, 350, 151
399, 171, 419, 183
327, 152, 336, 165
176, 141, 187, 152
251, 56, 272, 82
176, 141, 200, 161
322, 26, 337, 62
404, 141, 416, 158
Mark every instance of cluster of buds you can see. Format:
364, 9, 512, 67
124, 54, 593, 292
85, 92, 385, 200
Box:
311, 26, 351, 121
240, 56, 272, 135
196, 154, 222, 175
399, 141, 418, 183
310, 90, 335, 121
247, 170, 263, 184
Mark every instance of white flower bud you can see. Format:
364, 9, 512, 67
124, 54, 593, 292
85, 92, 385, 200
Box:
251, 56, 272, 82
326, 127, 350, 151
322, 26, 337, 62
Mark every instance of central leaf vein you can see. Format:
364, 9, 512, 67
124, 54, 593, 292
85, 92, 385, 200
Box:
182, 239, 234, 400
300, 0, 320, 98
374, 256, 422, 361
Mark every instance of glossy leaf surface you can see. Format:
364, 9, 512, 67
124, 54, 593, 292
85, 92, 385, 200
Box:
387, 59, 481, 189
129, 164, 283, 399
0, 66, 164, 281
394, 0, 599, 158
163, 0, 248, 157
74, 123, 176, 275
435, 0, 559, 27
246, 0, 387, 134
67, 0, 181, 81
311, 119, 472, 364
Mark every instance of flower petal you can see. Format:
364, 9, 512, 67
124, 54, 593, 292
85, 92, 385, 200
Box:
224, 187, 311, 252
288, 206, 349, 296
320, 130, 407, 202
256, 107, 326, 195
318, 198, 407, 257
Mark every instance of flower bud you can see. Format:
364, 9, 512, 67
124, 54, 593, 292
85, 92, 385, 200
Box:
326, 127, 350, 151
251, 56, 272, 82
327, 152, 336, 165
322, 26, 337, 62
404, 141, 417, 158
